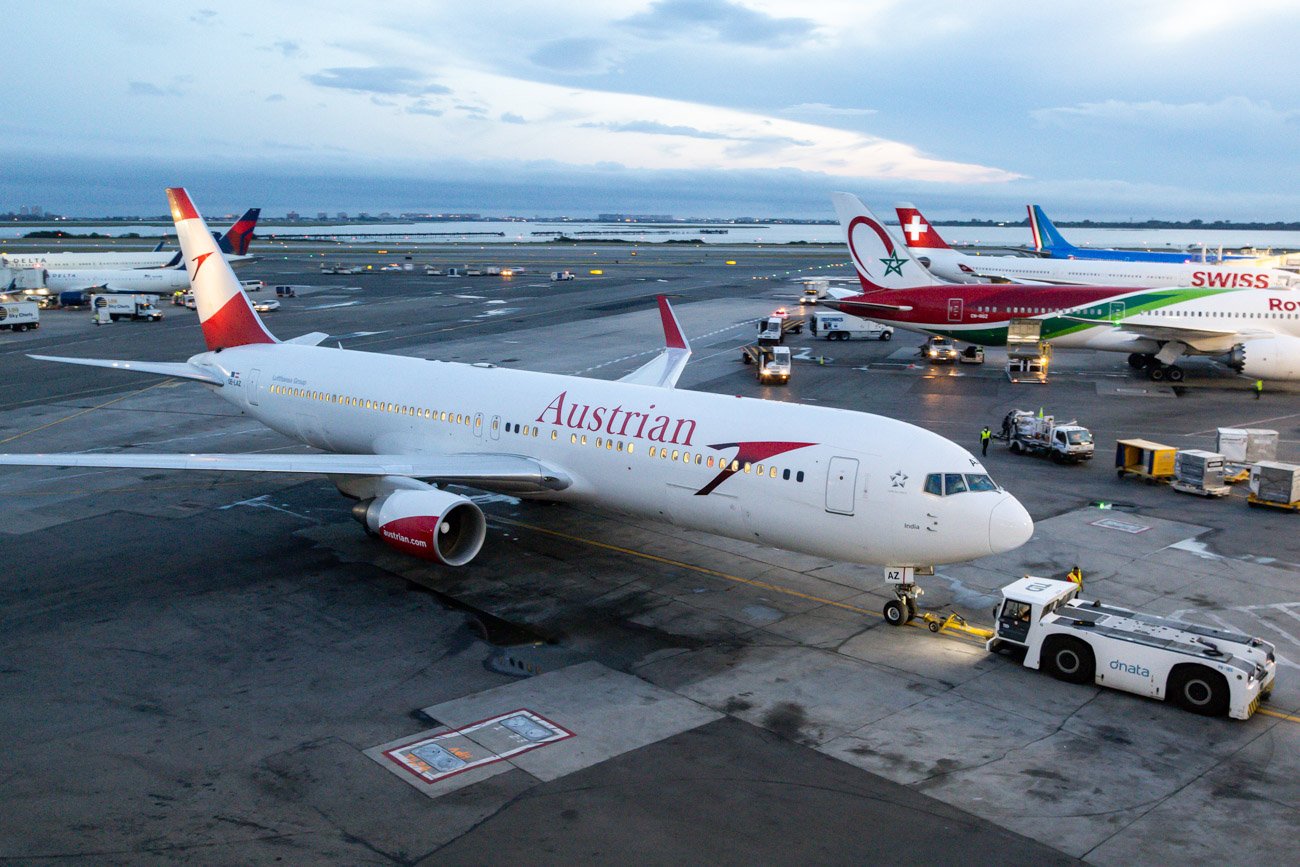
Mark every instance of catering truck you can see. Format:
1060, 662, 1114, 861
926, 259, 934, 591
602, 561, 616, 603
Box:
999, 409, 1094, 463
90, 293, 163, 323
0, 300, 40, 332
810, 311, 893, 341
988, 577, 1276, 720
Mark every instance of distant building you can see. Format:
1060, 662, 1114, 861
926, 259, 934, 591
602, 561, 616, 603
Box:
378, 211, 392, 219
317, 212, 328, 220
598, 213, 673, 223
336, 211, 348, 219
286, 211, 300, 221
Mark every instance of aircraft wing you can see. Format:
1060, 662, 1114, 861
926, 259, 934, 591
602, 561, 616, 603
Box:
0, 451, 571, 492
28, 354, 226, 386
619, 296, 691, 388
1060, 316, 1253, 348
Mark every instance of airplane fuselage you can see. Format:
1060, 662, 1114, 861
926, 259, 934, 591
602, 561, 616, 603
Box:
44, 268, 191, 293
833, 284, 1300, 356
918, 247, 1294, 290
194, 342, 1027, 567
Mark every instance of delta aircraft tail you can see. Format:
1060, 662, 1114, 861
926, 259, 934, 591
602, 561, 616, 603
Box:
831, 192, 936, 292
167, 188, 277, 351
219, 208, 261, 256
1027, 205, 1075, 254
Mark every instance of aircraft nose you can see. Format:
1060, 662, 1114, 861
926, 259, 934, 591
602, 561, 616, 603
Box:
989, 495, 1034, 554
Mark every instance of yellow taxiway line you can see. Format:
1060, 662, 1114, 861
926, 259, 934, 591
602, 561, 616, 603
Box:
0, 379, 175, 446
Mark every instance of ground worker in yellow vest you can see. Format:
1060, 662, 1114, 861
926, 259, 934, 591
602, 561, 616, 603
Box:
1067, 565, 1083, 589
980, 426, 991, 456
1254, 379, 1264, 400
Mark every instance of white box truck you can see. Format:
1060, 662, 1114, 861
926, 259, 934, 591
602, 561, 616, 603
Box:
91, 294, 163, 323
811, 311, 892, 341
988, 577, 1276, 720
0, 300, 40, 332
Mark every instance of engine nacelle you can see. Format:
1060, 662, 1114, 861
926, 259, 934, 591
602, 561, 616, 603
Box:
351, 488, 486, 566
1228, 335, 1300, 380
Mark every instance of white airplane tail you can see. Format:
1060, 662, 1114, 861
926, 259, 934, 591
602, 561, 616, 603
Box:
167, 188, 276, 351
830, 192, 934, 292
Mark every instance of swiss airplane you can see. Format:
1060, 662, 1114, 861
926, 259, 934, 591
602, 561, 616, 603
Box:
893, 203, 1295, 290
1028, 205, 1253, 264
0, 208, 261, 271
830, 193, 1300, 382
0, 188, 1034, 626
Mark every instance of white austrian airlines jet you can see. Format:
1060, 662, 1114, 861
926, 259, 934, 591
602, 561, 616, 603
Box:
0, 188, 1033, 625
893, 203, 1297, 290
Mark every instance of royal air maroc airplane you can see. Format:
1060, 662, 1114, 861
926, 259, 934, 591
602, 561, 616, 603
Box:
1028, 205, 1254, 264
1, 208, 261, 271
893, 203, 1294, 290
0, 188, 1034, 626
830, 193, 1300, 382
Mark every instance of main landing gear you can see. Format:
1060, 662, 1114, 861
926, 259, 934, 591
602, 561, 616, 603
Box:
882, 566, 932, 626
1127, 353, 1184, 383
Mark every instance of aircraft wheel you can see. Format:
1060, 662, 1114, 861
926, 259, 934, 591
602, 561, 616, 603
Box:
1149, 365, 1166, 382
1166, 365, 1185, 382
883, 599, 907, 626
905, 597, 917, 623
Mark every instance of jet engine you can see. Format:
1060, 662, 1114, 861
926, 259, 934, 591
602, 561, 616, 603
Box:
1228, 335, 1300, 381
350, 488, 486, 566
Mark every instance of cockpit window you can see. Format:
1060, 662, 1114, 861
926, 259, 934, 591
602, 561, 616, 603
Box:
965, 474, 998, 492
924, 473, 943, 496
944, 473, 967, 495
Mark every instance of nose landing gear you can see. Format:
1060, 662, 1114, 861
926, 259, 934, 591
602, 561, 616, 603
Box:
883, 566, 932, 626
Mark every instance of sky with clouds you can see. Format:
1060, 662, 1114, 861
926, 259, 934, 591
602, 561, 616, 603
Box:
4, 0, 1299, 219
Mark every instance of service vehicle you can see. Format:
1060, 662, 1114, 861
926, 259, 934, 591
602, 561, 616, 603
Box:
91, 294, 163, 323
988, 577, 1276, 720
550, 270, 575, 282
424, 266, 444, 276
239, 279, 265, 292
740, 344, 792, 384
999, 410, 1094, 463
921, 335, 959, 363
0, 300, 40, 332
811, 311, 892, 341
183, 293, 197, 309
274, 285, 297, 297
252, 298, 280, 313
799, 280, 829, 305
1115, 438, 1176, 482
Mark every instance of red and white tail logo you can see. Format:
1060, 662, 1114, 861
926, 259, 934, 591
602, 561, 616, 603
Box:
166, 187, 276, 351
894, 203, 950, 250
830, 192, 932, 292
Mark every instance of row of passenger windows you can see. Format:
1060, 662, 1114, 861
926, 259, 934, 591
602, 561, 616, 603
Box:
971, 305, 1296, 320
924, 473, 998, 496
267, 389, 810, 484
269, 384, 477, 426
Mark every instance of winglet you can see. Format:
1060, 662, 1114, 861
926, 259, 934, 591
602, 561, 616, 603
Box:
617, 296, 692, 388
657, 295, 690, 350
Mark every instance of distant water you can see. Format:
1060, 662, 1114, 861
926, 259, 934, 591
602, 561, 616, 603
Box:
3, 219, 1298, 251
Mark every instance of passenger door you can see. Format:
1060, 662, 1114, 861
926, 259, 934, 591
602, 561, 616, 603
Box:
825, 456, 859, 515
247, 368, 261, 406
947, 298, 964, 322
1108, 301, 1126, 323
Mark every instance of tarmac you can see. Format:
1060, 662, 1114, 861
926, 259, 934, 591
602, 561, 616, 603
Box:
2, 241, 1298, 863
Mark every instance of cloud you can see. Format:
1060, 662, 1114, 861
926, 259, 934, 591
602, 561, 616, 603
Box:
529, 37, 612, 73
1031, 96, 1299, 132
584, 120, 729, 140
189, 9, 216, 25
500, 112, 527, 124
305, 66, 450, 97
265, 93, 286, 103
407, 101, 443, 117
620, 0, 816, 48
272, 39, 300, 57
128, 80, 169, 96
782, 103, 878, 118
